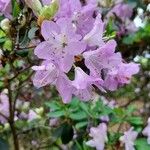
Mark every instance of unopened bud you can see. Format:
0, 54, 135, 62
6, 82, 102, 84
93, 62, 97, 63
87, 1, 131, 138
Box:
38, 0, 59, 25
25, 0, 42, 16
0, 49, 3, 59
0, 18, 11, 33
4, 123, 10, 130
35, 107, 44, 115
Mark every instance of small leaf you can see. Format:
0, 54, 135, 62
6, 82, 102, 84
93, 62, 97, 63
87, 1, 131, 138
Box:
79, 102, 89, 114
75, 121, 88, 129
45, 101, 61, 111
48, 110, 65, 118
12, 0, 21, 17
15, 50, 29, 57
127, 117, 143, 125
69, 111, 87, 120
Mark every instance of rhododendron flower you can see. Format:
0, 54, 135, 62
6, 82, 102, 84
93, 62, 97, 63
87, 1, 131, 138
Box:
86, 123, 108, 150
142, 118, 150, 144
56, 0, 81, 18
120, 127, 138, 150
83, 15, 104, 47
0, 0, 11, 18
107, 3, 133, 21
100, 115, 109, 122
106, 2, 137, 35
32, 61, 59, 88
55, 73, 73, 103
35, 18, 86, 72
104, 62, 139, 91
28, 110, 38, 121
83, 40, 122, 79
32, 0, 139, 103
72, 3, 96, 36
53, 0, 96, 36
72, 67, 100, 101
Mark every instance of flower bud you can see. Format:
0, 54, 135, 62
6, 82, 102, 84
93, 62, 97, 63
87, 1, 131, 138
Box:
0, 18, 11, 33
35, 107, 44, 115
4, 123, 10, 130
0, 49, 3, 59
38, 0, 59, 25
22, 102, 30, 111
25, 0, 42, 16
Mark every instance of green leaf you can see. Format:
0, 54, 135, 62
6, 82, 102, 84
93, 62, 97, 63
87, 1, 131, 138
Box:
48, 110, 65, 118
79, 102, 89, 114
12, 0, 21, 17
3, 39, 12, 51
75, 121, 88, 129
135, 138, 150, 150
15, 50, 29, 57
122, 34, 136, 45
0, 30, 6, 38
114, 108, 125, 117
127, 117, 143, 125
0, 138, 9, 150
0, 38, 6, 44
69, 97, 80, 107
69, 111, 87, 120
53, 125, 64, 138
45, 101, 61, 111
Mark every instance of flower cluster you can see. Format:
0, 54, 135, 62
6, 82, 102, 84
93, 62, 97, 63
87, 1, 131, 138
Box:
32, 0, 139, 103
107, 2, 138, 35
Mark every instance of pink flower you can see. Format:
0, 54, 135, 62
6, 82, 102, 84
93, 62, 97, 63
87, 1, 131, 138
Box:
104, 62, 139, 91
35, 18, 86, 73
86, 123, 108, 150
32, 61, 59, 88
0, 0, 11, 18
0, 92, 9, 124
28, 110, 38, 121
72, 67, 101, 101
83, 40, 122, 80
107, 3, 133, 22
42, 0, 51, 5
83, 15, 104, 47
120, 127, 138, 150
142, 118, 150, 144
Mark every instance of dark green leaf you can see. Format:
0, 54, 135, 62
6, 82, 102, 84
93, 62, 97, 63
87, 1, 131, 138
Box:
61, 123, 73, 144
15, 50, 29, 57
